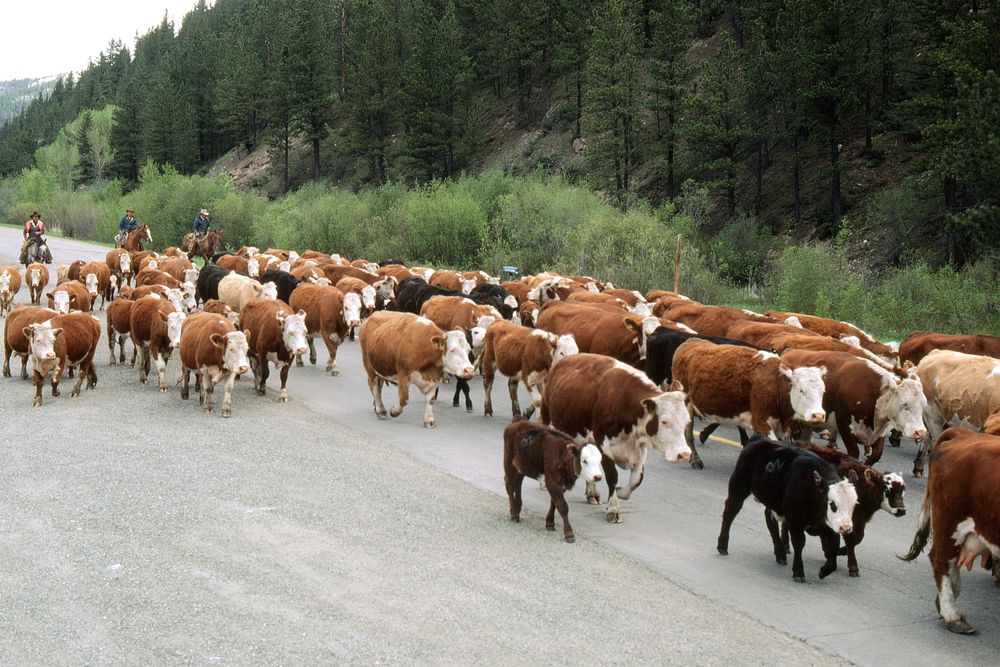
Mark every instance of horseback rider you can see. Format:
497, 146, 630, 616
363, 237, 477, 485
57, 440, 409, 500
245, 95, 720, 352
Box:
19, 211, 52, 264
193, 208, 211, 241
115, 207, 139, 247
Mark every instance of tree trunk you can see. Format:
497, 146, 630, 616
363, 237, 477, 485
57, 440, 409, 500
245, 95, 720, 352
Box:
339, 0, 348, 98
282, 131, 290, 194
863, 89, 873, 152
830, 135, 842, 223
312, 137, 321, 179
755, 139, 763, 214
793, 134, 801, 226
575, 68, 582, 138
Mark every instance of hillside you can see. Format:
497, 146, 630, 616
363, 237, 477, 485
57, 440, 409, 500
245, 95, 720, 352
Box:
0, 76, 60, 125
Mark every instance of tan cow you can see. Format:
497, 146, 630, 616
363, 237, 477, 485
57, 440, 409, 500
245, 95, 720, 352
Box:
25, 263, 49, 304
565, 291, 629, 309
178, 312, 251, 417
23, 312, 101, 407
3, 305, 57, 379
534, 300, 658, 367
288, 284, 354, 375
240, 299, 309, 402
429, 269, 476, 294
130, 296, 187, 391
47, 281, 92, 314
217, 273, 264, 313
0, 265, 22, 315
135, 267, 182, 289
420, 295, 500, 332
659, 301, 776, 337
159, 256, 196, 283
359, 311, 474, 428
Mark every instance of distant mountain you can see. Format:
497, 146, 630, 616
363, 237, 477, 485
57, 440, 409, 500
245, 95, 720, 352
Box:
0, 75, 61, 125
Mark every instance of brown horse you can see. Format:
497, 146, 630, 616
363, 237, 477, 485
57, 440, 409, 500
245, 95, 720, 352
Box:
118, 224, 152, 251
181, 228, 223, 265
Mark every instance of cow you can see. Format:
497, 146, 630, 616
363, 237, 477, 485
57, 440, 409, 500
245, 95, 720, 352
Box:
517, 301, 539, 328
288, 284, 356, 375
78, 261, 112, 309
178, 312, 251, 417
3, 305, 57, 379
717, 437, 858, 583
259, 269, 300, 304
239, 299, 309, 402
359, 311, 475, 428
106, 296, 138, 367
724, 320, 822, 349
47, 281, 92, 314
470, 282, 518, 313
659, 301, 777, 337
912, 349, 1000, 477
203, 299, 240, 325
420, 295, 500, 332
540, 352, 691, 522
217, 273, 264, 313
429, 269, 476, 294
196, 265, 233, 304
780, 350, 927, 465
765, 310, 896, 362
336, 276, 377, 338
23, 312, 101, 407
899, 331, 1000, 366
503, 421, 604, 543
0, 265, 22, 315
25, 263, 49, 304
217, 253, 261, 278
671, 340, 827, 469
159, 256, 195, 283
481, 321, 579, 419
900, 426, 1000, 634
565, 291, 629, 309
769, 332, 896, 370
135, 267, 182, 289
290, 264, 329, 284
129, 296, 186, 392
137, 255, 161, 273
106, 248, 133, 287
534, 300, 658, 368
789, 442, 906, 577
500, 280, 531, 306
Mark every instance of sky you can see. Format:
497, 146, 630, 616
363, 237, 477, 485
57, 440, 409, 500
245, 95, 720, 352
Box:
0, 1, 207, 81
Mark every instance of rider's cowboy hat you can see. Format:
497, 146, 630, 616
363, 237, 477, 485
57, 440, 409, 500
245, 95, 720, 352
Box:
199, 208, 210, 216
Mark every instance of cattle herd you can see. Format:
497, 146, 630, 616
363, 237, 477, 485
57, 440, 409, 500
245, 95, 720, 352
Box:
1, 242, 1000, 637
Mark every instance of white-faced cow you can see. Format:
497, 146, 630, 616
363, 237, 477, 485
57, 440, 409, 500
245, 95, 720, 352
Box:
23, 312, 101, 407
240, 299, 309, 403
178, 312, 251, 417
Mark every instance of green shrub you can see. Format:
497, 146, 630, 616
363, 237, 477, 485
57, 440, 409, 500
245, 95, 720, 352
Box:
382, 183, 487, 267
708, 215, 775, 284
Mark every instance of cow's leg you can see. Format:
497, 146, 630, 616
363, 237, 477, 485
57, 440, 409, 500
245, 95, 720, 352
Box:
789, 525, 808, 582
20, 353, 29, 381
51, 361, 64, 397
549, 489, 575, 543
307, 336, 317, 365
865, 436, 885, 466
278, 362, 290, 402
2, 343, 12, 377
32, 369, 43, 407
499, 376, 515, 418
818, 530, 840, 579
616, 446, 648, 501
324, 332, 342, 375
505, 471, 524, 522
256, 354, 269, 396
181, 367, 191, 400
107, 328, 117, 366
420, 381, 437, 429
526, 382, 543, 420
369, 375, 388, 418
155, 352, 169, 393
842, 525, 864, 577
452, 378, 471, 411
129, 340, 137, 368
587, 454, 614, 505
70, 358, 88, 397
698, 422, 720, 444
717, 470, 752, 556
686, 416, 704, 469
117, 335, 126, 364
604, 463, 626, 523
390, 371, 410, 418
765, 511, 786, 565
888, 429, 902, 448
137, 345, 148, 384
837, 412, 861, 458
201, 372, 214, 413
221, 371, 237, 417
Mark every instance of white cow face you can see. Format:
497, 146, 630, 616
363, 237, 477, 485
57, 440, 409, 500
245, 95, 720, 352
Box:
84, 272, 99, 297
278, 261, 291, 273
288, 251, 300, 263
503, 295, 518, 310
313, 277, 332, 286
30, 268, 42, 286
247, 258, 260, 278
360, 285, 377, 310
119, 254, 131, 274
0, 272, 10, 293
146, 259, 158, 270
375, 277, 396, 301
642, 386, 692, 463
164, 288, 185, 313
781, 364, 827, 424
50, 290, 71, 314
183, 268, 199, 284
342, 292, 363, 328
884, 376, 928, 441
460, 278, 476, 295
881, 472, 907, 516
219, 331, 251, 374
783, 315, 803, 328
260, 282, 278, 300
825, 478, 858, 534
165, 311, 187, 348
180, 283, 198, 313
552, 334, 579, 365
24, 322, 61, 361
442, 330, 475, 380
629, 301, 652, 317
469, 326, 487, 357
577, 443, 603, 482
278, 311, 309, 356
109, 274, 118, 292
475, 315, 496, 330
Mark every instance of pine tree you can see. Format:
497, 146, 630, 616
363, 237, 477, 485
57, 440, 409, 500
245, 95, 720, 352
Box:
111, 77, 144, 185
552, 0, 595, 138
287, 0, 335, 179
75, 110, 95, 185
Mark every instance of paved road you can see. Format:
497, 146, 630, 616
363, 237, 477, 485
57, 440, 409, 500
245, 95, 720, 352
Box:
1, 228, 998, 664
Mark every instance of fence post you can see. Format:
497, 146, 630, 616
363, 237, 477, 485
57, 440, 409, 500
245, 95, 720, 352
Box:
673, 234, 682, 294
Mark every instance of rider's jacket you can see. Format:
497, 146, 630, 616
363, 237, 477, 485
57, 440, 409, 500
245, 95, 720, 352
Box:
193, 215, 210, 233
119, 215, 138, 232
24, 220, 45, 241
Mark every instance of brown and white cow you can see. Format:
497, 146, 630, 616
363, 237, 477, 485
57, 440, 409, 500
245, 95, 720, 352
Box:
47, 281, 92, 314
217, 273, 264, 313
912, 349, 1000, 477
0, 265, 22, 315
659, 301, 776, 337
901, 426, 1000, 634
769, 332, 896, 370
3, 305, 57, 379
429, 269, 476, 294
288, 284, 357, 375
725, 320, 821, 349
106, 295, 138, 367
25, 263, 49, 304
106, 248, 133, 287
23, 312, 101, 407
359, 311, 474, 428
765, 310, 897, 362
78, 261, 112, 309
480, 320, 579, 419
503, 420, 604, 543
565, 290, 629, 309
517, 301, 539, 328
500, 280, 531, 306
534, 300, 659, 367
671, 340, 827, 469
899, 331, 1000, 366
135, 267, 182, 290
203, 299, 240, 325
239, 299, 309, 402
159, 256, 196, 284
420, 295, 500, 332
336, 276, 377, 338
178, 312, 251, 417
541, 352, 691, 522
130, 296, 187, 392
780, 349, 927, 464
217, 253, 262, 279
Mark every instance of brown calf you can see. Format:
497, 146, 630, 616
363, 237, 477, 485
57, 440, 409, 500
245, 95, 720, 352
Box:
106, 296, 137, 367
178, 312, 251, 417
25, 263, 49, 304
240, 299, 309, 402
130, 296, 186, 391
3, 305, 57, 379
288, 284, 350, 375
23, 312, 101, 407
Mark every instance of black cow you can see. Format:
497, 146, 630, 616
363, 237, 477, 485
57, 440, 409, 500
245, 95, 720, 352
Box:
196, 265, 233, 304
259, 269, 300, 304
646, 327, 760, 446
378, 258, 406, 267
717, 436, 859, 582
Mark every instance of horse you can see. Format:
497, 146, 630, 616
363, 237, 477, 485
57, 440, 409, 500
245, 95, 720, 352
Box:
181, 228, 223, 265
118, 224, 153, 252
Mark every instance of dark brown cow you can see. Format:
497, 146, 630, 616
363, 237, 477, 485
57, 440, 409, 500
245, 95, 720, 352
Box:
899, 331, 1000, 365
106, 296, 137, 366
3, 305, 57, 379
901, 426, 1000, 634
503, 420, 604, 543
47, 281, 92, 314
23, 312, 101, 407
660, 301, 776, 337
239, 299, 309, 402
480, 320, 579, 418
671, 340, 827, 468
541, 353, 691, 522
359, 311, 474, 428
178, 312, 251, 417
130, 296, 187, 391
288, 284, 353, 375
534, 300, 658, 367
765, 310, 896, 361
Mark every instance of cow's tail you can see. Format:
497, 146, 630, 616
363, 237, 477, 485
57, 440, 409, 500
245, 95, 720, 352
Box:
899, 486, 932, 561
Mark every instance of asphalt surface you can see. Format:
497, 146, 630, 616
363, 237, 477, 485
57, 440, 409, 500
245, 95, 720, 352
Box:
1, 228, 998, 665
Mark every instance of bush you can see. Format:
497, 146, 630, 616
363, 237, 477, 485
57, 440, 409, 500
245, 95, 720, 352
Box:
708, 215, 775, 284
382, 183, 486, 267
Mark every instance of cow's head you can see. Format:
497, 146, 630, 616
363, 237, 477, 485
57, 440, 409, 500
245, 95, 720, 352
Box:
183, 268, 199, 284
342, 291, 363, 329
247, 257, 260, 278
475, 314, 496, 331
460, 278, 476, 295
109, 274, 119, 293
24, 322, 62, 362
47, 290, 73, 314
375, 277, 396, 302
146, 259, 159, 270
29, 267, 42, 286
783, 315, 803, 328
570, 442, 603, 483
779, 361, 827, 424
0, 272, 10, 294
210, 330, 251, 375
441, 329, 475, 380
84, 272, 99, 298
519, 302, 539, 327
164, 288, 185, 313
552, 333, 578, 365
468, 325, 487, 358
118, 254, 131, 274
278, 310, 309, 357
821, 472, 858, 534
640, 380, 692, 463
879, 371, 928, 441
278, 261, 291, 273
881, 471, 906, 516
260, 282, 278, 300
160, 310, 187, 349
360, 285, 377, 311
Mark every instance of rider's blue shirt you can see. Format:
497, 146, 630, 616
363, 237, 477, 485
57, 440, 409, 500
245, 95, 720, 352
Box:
119, 216, 138, 231
193, 215, 210, 233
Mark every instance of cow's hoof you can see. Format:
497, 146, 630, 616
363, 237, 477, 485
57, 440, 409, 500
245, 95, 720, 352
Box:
587, 496, 601, 505
793, 575, 806, 584
818, 564, 836, 579
222, 408, 232, 418
484, 410, 493, 417
181, 393, 189, 401
690, 458, 704, 470
912, 468, 924, 478
159, 387, 168, 393
776, 556, 787, 566
70, 389, 79, 398
849, 570, 860, 578
296, 360, 304, 367
510, 516, 520, 523
390, 406, 403, 418
32, 399, 41, 408
946, 618, 977, 635
329, 369, 340, 377
2, 370, 9, 378
717, 547, 728, 556
564, 535, 575, 544
279, 395, 288, 403
309, 357, 317, 366
465, 406, 473, 413
204, 406, 213, 414
140, 378, 146, 384
109, 360, 116, 367
256, 389, 266, 396
424, 420, 436, 428
606, 512, 622, 524
545, 524, 555, 531
452, 400, 459, 407
375, 411, 387, 420
52, 388, 60, 397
